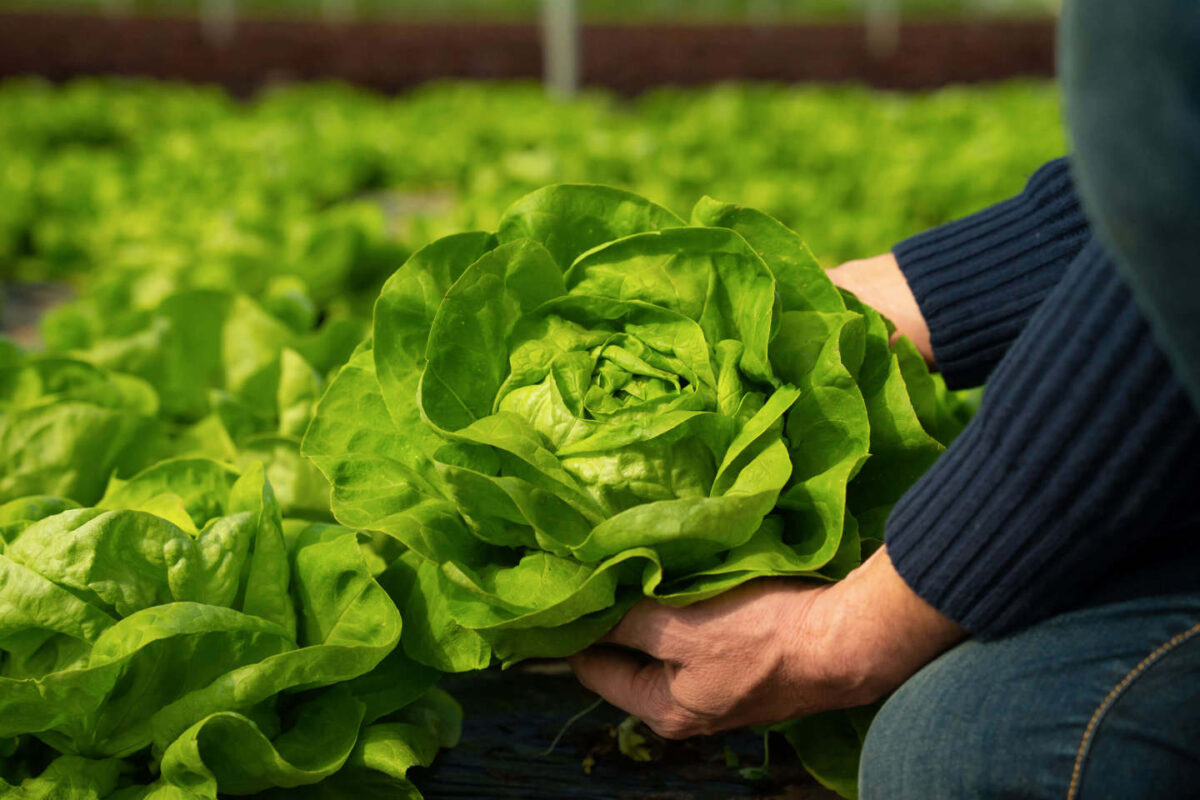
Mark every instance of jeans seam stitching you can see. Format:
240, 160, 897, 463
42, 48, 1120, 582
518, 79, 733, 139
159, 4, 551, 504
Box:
1066, 619, 1200, 800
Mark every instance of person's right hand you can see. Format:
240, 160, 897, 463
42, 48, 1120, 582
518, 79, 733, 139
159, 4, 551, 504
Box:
568, 546, 965, 740
827, 253, 934, 367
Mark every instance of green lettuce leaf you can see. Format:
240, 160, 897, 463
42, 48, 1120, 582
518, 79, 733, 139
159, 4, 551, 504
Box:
0, 357, 163, 505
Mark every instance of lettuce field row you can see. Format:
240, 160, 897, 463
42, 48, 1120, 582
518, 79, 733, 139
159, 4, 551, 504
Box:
0, 79, 1063, 293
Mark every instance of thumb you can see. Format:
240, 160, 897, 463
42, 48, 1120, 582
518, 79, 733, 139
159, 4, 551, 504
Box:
569, 646, 695, 738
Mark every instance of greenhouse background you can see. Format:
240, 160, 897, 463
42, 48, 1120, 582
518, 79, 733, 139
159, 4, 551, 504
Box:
0, 0, 1062, 19
0, 0, 1060, 94
0, 2, 1066, 799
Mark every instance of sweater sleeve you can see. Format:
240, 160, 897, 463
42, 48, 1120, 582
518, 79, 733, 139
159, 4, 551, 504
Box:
892, 158, 1092, 389
885, 236, 1200, 637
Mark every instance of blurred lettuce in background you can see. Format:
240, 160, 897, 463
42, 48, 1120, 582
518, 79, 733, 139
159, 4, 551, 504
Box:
0, 79, 1063, 297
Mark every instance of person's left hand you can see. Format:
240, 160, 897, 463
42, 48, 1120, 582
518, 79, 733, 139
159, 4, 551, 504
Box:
568, 546, 966, 739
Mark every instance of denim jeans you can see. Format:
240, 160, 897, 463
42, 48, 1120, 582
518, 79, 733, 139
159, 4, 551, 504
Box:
859, 592, 1200, 799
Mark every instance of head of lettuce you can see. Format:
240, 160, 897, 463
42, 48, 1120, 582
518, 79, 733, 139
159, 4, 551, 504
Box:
303, 185, 964, 672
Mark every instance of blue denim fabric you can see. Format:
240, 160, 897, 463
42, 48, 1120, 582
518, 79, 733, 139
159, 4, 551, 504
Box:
859, 593, 1200, 799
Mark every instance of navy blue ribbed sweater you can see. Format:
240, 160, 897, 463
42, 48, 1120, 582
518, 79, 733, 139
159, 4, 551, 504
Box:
886, 159, 1200, 637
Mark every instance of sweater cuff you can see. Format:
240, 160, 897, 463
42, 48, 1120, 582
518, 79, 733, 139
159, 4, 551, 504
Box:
892, 158, 1091, 389
885, 237, 1200, 637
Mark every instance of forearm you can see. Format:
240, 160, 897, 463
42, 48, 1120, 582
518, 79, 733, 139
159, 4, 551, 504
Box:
803, 546, 966, 708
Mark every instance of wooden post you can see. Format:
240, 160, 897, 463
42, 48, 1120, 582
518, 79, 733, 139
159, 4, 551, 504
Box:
541, 0, 580, 100
200, 0, 237, 48
747, 0, 782, 24
865, 0, 901, 57
322, 0, 358, 23
99, 0, 132, 16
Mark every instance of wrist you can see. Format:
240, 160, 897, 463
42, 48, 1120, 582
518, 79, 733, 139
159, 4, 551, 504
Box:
799, 547, 967, 708
828, 253, 935, 366
778, 579, 883, 715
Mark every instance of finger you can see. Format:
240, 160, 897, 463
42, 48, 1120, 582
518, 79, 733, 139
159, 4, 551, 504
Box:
568, 646, 678, 722
600, 599, 682, 660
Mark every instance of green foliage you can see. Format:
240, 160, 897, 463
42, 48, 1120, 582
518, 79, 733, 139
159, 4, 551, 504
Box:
0, 79, 1063, 295
3, 284, 361, 517
0, 348, 163, 505
0, 78, 1046, 798
0, 459, 456, 799
774, 706, 878, 798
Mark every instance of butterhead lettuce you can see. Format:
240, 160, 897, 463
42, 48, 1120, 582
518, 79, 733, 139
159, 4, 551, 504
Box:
303, 185, 960, 671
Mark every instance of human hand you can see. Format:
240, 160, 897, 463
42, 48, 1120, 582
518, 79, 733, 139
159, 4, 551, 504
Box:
827, 253, 934, 366
569, 547, 965, 739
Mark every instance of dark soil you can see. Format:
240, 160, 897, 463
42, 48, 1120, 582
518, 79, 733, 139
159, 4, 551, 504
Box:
422, 662, 840, 799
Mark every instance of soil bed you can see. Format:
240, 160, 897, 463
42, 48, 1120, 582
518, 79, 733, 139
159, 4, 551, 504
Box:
423, 663, 840, 799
